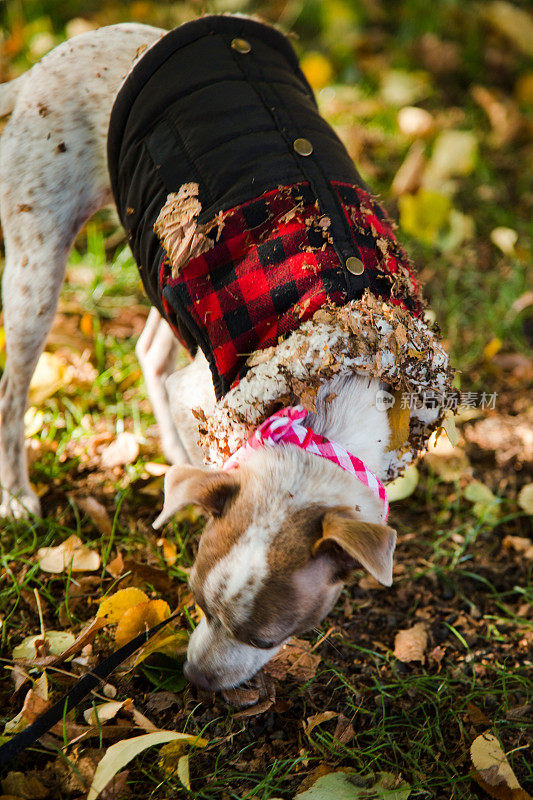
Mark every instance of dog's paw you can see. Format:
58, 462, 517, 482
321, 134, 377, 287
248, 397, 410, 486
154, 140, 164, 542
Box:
0, 490, 41, 519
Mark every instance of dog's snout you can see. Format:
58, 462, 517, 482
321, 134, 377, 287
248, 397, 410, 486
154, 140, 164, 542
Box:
184, 660, 217, 690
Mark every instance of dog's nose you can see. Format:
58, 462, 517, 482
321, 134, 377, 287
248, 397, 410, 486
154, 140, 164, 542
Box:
183, 660, 217, 690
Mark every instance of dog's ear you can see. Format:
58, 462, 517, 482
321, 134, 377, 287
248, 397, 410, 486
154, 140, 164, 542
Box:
153, 465, 239, 529
312, 507, 396, 586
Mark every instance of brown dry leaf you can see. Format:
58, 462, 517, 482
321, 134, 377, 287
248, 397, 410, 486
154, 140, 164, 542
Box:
333, 714, 355, 745
1, 771, 49, 799
471, 85, 522, 147
470, 731, 532, 800
76, 496, 113, 537
37, 534, 100, 573
264, 637, 321, 682
502, 536, 533, 561
114, 599, 171, 648
304, 710, 338, 736
105, 552, 125, 579
222, 684, 260, 708
393, 622, 428, 663
465, 413, 533, 466
99, 432, 139, 469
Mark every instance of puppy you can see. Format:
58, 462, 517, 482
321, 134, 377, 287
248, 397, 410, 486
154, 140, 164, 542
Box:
0, 16, 451, 689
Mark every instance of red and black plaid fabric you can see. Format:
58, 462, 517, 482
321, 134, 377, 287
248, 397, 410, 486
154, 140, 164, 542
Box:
160, 181, 422, 394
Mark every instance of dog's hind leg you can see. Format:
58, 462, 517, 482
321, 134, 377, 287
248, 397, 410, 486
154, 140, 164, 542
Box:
135, 308, 190, 466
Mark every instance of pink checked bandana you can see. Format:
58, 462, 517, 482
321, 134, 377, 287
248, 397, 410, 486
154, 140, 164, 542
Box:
223, 406, 389, 522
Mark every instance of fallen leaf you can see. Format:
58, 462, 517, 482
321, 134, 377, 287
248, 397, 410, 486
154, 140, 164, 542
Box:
222, 684, 260, 708
23, 617, 107, 668
87, 731, 207, 800
387, 394, 411, 451
424, 130, 478, 189
76, 496, 113, 537
502, 536, 533, 561
301, 51, 334, 89
28, 351, 68, 404
264, 638, 321, 683
97, 588, 149, 624
386, 465, 419, 502
424, 430, 471, 482
464, 481, 500, 520
397, 106, 434, 138
333, 714, 355, 745
84, 700, 130, 727
105, 552, 125, 579
304, 710, 338, 736
470, 731, 532, 800
157, 537, 177, 566
1, 771, 49, 799
391, 140, 426, 197
37, 534, 100, 573
482, 1, 533, 58
517, 484, 533, 515
296, 770, 411, 799
99, 432, 139, 469
393, 622, 428, 663
114, 599, 171, 648
13, 630, 75, 662
398, 190, 451, 245
381, 70, 431, 106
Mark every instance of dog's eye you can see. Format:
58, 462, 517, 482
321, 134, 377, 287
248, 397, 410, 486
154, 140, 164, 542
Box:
248, 636, 276, 650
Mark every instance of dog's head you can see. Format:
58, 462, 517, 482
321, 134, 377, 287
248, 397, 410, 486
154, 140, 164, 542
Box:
154, 447, 396, 690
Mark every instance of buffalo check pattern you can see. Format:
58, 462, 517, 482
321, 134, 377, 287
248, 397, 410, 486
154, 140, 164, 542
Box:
160, 181, 422, 393
223, 405, 390, 522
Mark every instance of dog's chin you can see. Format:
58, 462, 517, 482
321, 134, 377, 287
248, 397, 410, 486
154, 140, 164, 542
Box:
184, 616, 281, 691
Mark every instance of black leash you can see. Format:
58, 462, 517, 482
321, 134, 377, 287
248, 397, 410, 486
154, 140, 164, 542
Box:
0, 610, 182, 769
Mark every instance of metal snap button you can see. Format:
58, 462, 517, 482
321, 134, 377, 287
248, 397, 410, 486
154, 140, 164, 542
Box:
293, 138, 313, 156
346, 256, 365, 275
231, 37, 251, 54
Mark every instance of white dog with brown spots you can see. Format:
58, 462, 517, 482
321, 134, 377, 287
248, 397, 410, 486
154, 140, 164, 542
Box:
0, 21, 450, 690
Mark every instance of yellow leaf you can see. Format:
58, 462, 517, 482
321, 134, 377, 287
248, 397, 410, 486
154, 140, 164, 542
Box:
442, 413, 460, 447
114, 599, 170, 648
133, 630, 189, 666
84, 699, 129, 726
387, 392, 411, 451
87, 732, 208, 800
301, 52, 334, 89
97, 588, 149, 623
158, 537, 177, 566
470, 731, 528, 799
80, 311, 94, 337
483, 337, 502, 360
398, 190, 451, 245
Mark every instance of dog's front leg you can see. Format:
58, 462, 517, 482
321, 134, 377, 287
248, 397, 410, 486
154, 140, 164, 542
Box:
135, 308, 190, 465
